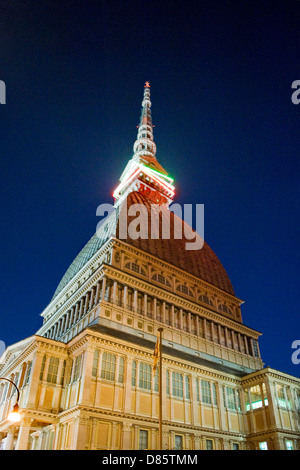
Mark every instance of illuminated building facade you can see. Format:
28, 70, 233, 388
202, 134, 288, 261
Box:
0, 84, 299, 450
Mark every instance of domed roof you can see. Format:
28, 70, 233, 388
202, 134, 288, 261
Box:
116, 191, 235, 295
52, 191, 235, 300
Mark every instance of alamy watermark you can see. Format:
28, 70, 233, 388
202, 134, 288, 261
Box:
96, 201, 205, 251
0, 340, 5, 357
0, 80, 6, 104
291, 340, 300, 365
291, 80, 300, 104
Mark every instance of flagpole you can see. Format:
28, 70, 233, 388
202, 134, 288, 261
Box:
158, 327, 163, 450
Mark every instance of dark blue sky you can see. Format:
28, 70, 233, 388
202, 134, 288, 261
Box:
1, 0, 299, 377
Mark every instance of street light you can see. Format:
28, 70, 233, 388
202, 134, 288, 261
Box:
0, 377, 21, 422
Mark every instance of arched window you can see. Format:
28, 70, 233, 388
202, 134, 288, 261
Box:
152, 273, 171, 287
176, 284, 193, 297
198, 294, 214, 306
218, 303, 233, 315
125, 261, 147, 276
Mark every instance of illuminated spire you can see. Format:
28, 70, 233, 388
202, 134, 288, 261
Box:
133, 81, 157, 160
113, 83, 175, 206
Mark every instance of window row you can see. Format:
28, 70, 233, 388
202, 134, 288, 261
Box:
121, 266, 236, 315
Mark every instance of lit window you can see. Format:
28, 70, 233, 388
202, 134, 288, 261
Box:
139, 430, 148, 450
101, 352, 116, 381
286, 440, 293, 450
276, 384, 287, 409
259, 441, 268, 450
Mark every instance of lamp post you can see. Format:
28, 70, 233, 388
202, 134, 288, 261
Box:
0, 377, 21, 422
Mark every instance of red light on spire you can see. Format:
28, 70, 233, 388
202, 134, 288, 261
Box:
144, 81, 150, 88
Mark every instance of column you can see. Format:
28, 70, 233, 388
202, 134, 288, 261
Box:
203, 318, 207, 339
162, 301, 166, 323
101, 276, 107, 301
84, 292, 89, 315
144, 293, 147, 316
89, 287, 95, 309
26, 351, 45, 408
78, 298, 84, 320
153, 298, 157, 320
94, 281, 101, 306
187, 312, 192, 333
133, 289, 138, 312
123, 285, 128, 308
179, 308, 183, 330
196, 316, 200, 336
112, 281, 118, 304
3, 427, 15, 450
15, 418, 33, 450
122, 423, 133, 450
71, 416, 90, 450
78, 348, 94, 405
170, 305, 174, 327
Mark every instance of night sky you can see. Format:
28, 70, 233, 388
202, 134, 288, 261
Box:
1, 1, 299, 377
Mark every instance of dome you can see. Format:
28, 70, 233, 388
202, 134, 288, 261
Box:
52, 191, 234, 300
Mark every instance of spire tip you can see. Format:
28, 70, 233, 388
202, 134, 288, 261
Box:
144, 81, 150, 88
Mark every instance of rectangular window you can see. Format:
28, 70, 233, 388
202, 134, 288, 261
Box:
226, 387, 237, 411
25, 362, 32, 386
174, 435, 183, 450
232, 442, 240, 450
259, 441, 268, 450
250, 385, 263, 409
60, 360, 66, 385
196, 378, 200, 401
212, 382, 218, 406
101, 352, 116, 381
139, 430, 148, 450
276, 384, 287, 409
154, 368, 159, 392
201, 380, 211, 404
139, 363, 151, 390
132, 360, 137, 386
252, 340, 259, 357
92, 350, 99, 377
166, 369, 170, 395
286, 440, 293, 450
118, 357, 125, 384
172, 372, 183, 398
39, 355, 46, 381
185, 376, 190, 400
73, 354, 83, 382
47, 357, 59, 384
206, 439, 213, 450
